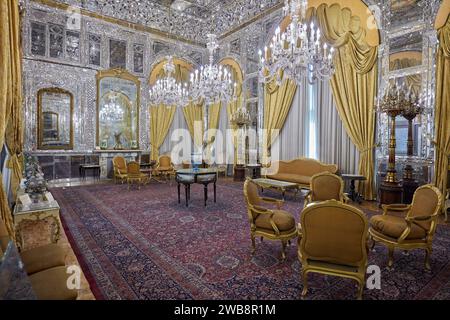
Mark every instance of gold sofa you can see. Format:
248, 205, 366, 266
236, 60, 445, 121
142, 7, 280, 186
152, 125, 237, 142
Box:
304, 172, 349, 207
369, 184, 443, 270
298, 200, 369, 300
265, 158, 338, 189
243, 179, 297, 261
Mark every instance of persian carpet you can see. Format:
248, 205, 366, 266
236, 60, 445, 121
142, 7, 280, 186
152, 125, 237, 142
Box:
51, 181, 450, 300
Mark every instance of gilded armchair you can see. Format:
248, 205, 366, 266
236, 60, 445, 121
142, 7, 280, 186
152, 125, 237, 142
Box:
299, 200, 369, 300
126, 161, 148, 189
243, 178, 297, 261
304, 172, 349, 207
156, 155, 175, 180
112, 156, 127, 184
369, 184, 443, 270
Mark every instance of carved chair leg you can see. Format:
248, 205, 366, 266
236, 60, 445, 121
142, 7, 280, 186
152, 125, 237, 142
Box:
260, 237, 264, 242
281, 240, 287, 261
251, 234, 256, 254
370, 236, 376, 251
357, 280, 364, 300
388, 246, 395, 270
177, 183, 181, 204
425, 247, 432, 271
204, 184, 208, 207
185, 185, 189, 207
301, 270, 308, 298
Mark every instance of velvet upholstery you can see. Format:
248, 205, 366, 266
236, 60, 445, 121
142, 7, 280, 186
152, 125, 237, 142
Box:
266, 158, 338, 188
20, 244, 67, 275
29, 266, 78, 300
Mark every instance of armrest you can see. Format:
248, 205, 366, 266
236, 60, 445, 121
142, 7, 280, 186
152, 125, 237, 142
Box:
261, 197, 284, 209
343, 194, 351, 203
406, 214, 437, 222
382, 204, 411, 215
251, 205, 274, 215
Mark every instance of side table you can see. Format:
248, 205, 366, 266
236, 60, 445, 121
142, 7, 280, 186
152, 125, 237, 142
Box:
13, 200, 62, 251
341, 174, 366, 204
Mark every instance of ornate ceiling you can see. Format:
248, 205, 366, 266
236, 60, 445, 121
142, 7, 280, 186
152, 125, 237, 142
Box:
53, 0, 282, 45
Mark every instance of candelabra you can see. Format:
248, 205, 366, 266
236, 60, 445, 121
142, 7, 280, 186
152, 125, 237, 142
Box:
258, 0, 335, 86
378, 82, 409, 205
401, 89, 424, 203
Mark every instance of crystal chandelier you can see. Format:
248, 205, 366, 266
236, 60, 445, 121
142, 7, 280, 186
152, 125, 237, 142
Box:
99, 93, 124, 122
189, 34, 237, 105
258, 0, 335, 85
149, 56, 190, 107
230, 103, 252, 127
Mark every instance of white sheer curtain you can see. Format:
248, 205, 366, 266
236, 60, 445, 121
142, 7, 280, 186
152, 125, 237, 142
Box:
274, 78, 359, 174
159, 107, 189, 156
274, 80, 310, 160
316, 81, 360, 174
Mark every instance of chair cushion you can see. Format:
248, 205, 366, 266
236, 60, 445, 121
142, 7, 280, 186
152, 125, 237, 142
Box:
267, 173, 310, 185
29, 266, 78, 300
370, 215, 427, 240
20, 244, 67, 275
255, 210, 296, 232
158, 166, 173, 171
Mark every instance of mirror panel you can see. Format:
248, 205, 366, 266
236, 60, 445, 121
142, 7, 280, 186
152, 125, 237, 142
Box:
38, 88, 73, 150
390, 0, 425, 30
389, 30, 423, 71
96, 69, 140, 150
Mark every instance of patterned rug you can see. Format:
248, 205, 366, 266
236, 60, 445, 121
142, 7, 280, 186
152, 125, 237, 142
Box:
51, 181, 450, 300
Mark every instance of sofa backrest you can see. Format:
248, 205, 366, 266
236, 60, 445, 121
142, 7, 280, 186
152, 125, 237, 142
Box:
272, 158, 338, 176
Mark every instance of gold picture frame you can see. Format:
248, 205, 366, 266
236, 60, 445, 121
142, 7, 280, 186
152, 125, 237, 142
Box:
37, 87, 74, 150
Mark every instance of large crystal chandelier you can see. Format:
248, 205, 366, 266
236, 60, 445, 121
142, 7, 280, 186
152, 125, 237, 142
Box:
99, 93, 124, 122
149, 56, 190, 107
258, 0, 335, 85
189, 34, 237, 105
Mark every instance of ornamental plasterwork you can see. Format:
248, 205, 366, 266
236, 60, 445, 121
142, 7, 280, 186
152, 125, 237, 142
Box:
50, 0, 283, 44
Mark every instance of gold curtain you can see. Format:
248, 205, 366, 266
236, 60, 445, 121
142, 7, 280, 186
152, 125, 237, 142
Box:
434, 16, 450, 195
150, 105, 176, 160
149, 60, 189, 160
263, 78, 297, 153
307, 3, 378, 200
182, 103, 204, 150
0, 0, 22, 239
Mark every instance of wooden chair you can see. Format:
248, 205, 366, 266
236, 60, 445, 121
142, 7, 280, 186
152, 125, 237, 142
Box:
369, 184, 443, 270
112, 156, 127, 184
304, 172, 349, 207
126, 161, 148, 190
299, 200, 369, 300
243, 178, 297, 261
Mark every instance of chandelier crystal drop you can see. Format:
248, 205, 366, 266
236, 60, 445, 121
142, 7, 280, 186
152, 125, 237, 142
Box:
189, 34, 237, 105
99, 93, 124, 122
258, 0, 335, 86
149, 56, 190, 107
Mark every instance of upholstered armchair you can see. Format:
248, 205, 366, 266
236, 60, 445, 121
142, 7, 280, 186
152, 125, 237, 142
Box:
243, 178, 297, 261
369, 184, 443, 270
126, 161, 148, 189
304, 172, 349, 207
112, 156, 127, 184
298, 200, 369, 300
156, 155, 175, 180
